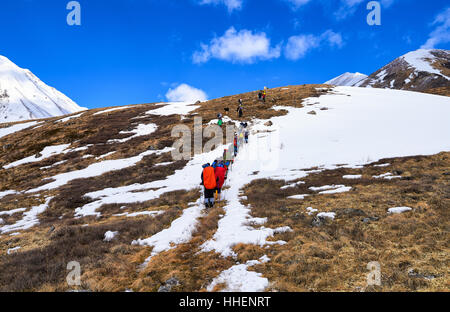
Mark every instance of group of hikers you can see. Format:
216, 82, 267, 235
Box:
202, 87, 268, 208
200, 122, 249, 208
218, 88, 268, 122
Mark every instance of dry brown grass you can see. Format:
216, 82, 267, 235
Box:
422, 86, 450, 97
195, 84, 330, 122
1, 85, 447, 292
241, 152, 450, 292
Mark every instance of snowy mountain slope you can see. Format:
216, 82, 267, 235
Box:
0, 55, 86, 123
325, 72, 368, 87
325, 49, 450, 92
0, 85, 449, 292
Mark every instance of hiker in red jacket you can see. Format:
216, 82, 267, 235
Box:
214, 162, 227, 200
201, 163, 218, 208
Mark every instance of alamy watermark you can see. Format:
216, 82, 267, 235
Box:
367, 1, 381, 26
67, 1, 81, 26
171, 117, 280, 171
366, 261, 382, 286
67, 261, 81, 286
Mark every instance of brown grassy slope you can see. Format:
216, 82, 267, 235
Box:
0, 85, 328, 291
422, 86, 450, 97
196, 84, 330, 122
240, 152, 449, 292
0, 84, 447, 292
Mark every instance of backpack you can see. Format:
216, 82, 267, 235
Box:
202, 167, 217, 189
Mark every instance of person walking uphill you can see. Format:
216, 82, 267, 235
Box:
237, 104, 243, 118
214, 162, 226, 201
201, 163, 218, 208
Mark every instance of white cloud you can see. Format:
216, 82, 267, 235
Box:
421, 7, 450, 49
334, 0, 364, 20
193, 27, 281, 64
285, 35, 320, 60
285, 0, 312, 9
199, 0, 243, 12
285, 30, 344, 60
381, 0, 396, 8
165, 84, 208, 103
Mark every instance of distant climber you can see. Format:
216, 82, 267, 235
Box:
258, 91, 262, 101
201, 163, 218, 208
233, 134, 238, 156
237, 105, 243, 118
244, 129, 249, 144
217, 113, 223, 126
262, 89, 267, 103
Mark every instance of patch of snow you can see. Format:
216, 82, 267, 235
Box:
0, 208, 27, 216
154, 161, 174, 167
27, 147, 173, 195
3, 144, 70, 169
287, 194, 309, 200
0, 197, 53, 234
40, 160, 67, 170
319, 186, 351, 194
113, 210, 164, 218
388, 207, 412, 214
146, 102, 200, 116
0, 190, 18, 199
93, 106, 133, 116
7, 246, 21, 255
306, 207, 318, 215
104, 231, 119, 242
373, 172, 402, 180
132, 199, 204, 264
62, 145, 92, 154
107, 123, 157, 144
96, 151, 116, 160
280, 181, 305, 189
343, 175, 362, 179
207, 255, 270, 292
374, 163, 390, 167
317, 212, 336, 220
309, 185, 343, 192
0, 121, 39, 139
56, 112, 84, 123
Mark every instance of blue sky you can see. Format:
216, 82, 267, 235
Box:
0, 0, 449, 109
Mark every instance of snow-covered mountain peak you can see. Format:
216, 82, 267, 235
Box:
325, 72, 368, 87
0, 55, 86, 123
400, 49, 450, 80
325, 49, 450, 92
